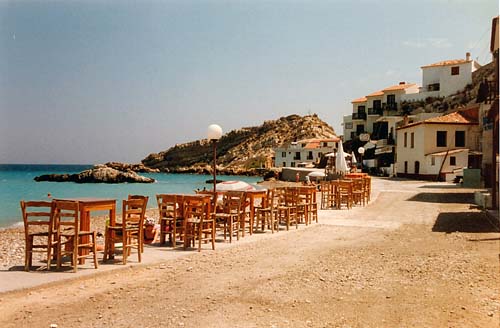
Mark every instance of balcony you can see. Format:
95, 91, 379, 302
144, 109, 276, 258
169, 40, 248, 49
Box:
352, 112, 367, 120
367, 108, 383, 115
382, 102, 398, 111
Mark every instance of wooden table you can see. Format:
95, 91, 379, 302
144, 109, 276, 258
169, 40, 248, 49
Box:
55, 197, 116, 264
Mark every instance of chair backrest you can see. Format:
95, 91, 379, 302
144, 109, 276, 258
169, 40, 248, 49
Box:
122, 198, 147, 229
20, 200, 56, 238
157, 194, 183, 220
53, 200, 80, 235
338, 180, 353, 194
222, 191, 245, 214
265, 188, 275, 209
283, 187, 299, 206
184, 197, 209, 223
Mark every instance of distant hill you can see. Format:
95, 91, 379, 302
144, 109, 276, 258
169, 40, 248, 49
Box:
142, 114, 336, 175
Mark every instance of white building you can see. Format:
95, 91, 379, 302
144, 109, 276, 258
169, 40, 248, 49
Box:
274, 138, 340, 168
395, 108, 480, 181
401, 53, 482, 102
344, 82, 419, 142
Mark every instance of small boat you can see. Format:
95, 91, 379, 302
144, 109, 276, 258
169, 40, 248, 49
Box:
205, 179, 225, 184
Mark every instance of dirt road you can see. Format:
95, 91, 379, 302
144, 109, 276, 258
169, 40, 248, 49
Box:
1, 178, 498, 327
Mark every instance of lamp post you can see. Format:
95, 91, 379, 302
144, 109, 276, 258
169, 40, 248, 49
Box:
358, 147, 365, 172
207, 124, 223, 198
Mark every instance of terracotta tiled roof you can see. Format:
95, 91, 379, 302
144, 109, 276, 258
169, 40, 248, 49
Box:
397, 108, 479, 130
421, 59, 471, 68
351, 97, 367, 103
382, 83, 417, 92
298, 137, 340, 149
423, 112, 473, 124
367, 90, 384, 97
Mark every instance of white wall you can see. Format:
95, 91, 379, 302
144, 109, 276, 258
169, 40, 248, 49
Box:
421, 62, 475, 97
396, 122, 478, 176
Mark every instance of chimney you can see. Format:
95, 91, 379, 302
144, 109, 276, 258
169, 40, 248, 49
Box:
403, 115, 409, 126
399, 81, 406, 85
466, 52, 471, 61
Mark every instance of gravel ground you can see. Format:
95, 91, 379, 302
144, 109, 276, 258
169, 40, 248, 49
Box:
0, 178, 498, 327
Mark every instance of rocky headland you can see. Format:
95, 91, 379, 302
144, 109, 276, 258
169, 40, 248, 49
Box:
142, 114, 336, 176
34, 164, 155, 184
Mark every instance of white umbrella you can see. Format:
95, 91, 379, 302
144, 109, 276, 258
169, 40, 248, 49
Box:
351, 151, 357, 164
307, 171, 326, 177
335, 142, 349, 174
215, 180, 256, 191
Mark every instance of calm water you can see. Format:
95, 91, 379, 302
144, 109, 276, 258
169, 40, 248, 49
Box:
0, 164, 261, 228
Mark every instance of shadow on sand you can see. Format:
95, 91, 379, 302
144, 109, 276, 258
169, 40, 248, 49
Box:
432, 211, 500, 233
407, 192, 474, 204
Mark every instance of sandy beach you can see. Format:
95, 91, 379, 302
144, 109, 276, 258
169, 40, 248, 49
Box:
0, 177, 498, 327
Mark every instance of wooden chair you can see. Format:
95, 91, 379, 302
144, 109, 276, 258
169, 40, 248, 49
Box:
157, 194, 184, 248
307, 186, 319, 223
128, 195, 149, 252
276, 187, 298, 230
351, 178, 365, 206
255, 189, 279, 233
103, 198, 147, 264
212, 191, 244, 242
364, 176, 372, 203
183, 196, 215, 252
20, 200, 57, 271
337, 180, 353, 209
320, 181, 337, 209
54, 200, 98, 272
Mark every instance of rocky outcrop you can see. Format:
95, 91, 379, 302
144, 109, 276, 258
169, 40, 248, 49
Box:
101, 162, 160, 173
34, 167, 155, 184
142, 114, 336, 175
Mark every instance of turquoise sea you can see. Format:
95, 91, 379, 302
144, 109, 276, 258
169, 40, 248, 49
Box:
0, 164, 261, 228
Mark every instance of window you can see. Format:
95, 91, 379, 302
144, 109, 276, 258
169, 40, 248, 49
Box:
451, 66, 460, 75
294, 152, 301, 160
323, 142, 328, 147
455, 131, 465, 147
436, 131, 447, 147
387, 94, 396, 104
281, 152, 286, 158
358, 105, 366, 113
291, 162, 295, 167
356, 124, 365, 134
404, 161, 408, 173
307, 151, 313, 160
410, 132, 414, 148
373, 100, 382, 110
450, 156, 456, 166
404, 132, 408, 147
431, 157, 435, 166
345, 122, 353, 129
282, 162, 286, 167
415, 161, 420, 174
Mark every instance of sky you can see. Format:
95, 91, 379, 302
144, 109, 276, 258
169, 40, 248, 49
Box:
0, 0, 497, 164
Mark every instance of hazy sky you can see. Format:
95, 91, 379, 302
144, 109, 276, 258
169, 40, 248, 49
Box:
0, 0, 497, 164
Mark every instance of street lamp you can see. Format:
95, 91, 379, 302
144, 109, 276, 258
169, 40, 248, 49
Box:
358, 147, 365, 172
207, 124, 223, 198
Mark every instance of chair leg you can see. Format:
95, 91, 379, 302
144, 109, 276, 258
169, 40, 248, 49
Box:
24, 238, 32, 272
122, 233, 128, 265
46, 240, 52, 271
92, 232, 98, 269
73, 237, 78, 273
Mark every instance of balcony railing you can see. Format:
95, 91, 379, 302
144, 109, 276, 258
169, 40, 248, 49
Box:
352, 112, 367, 120
367, 108, 383, 115
382, 102, 398, 111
